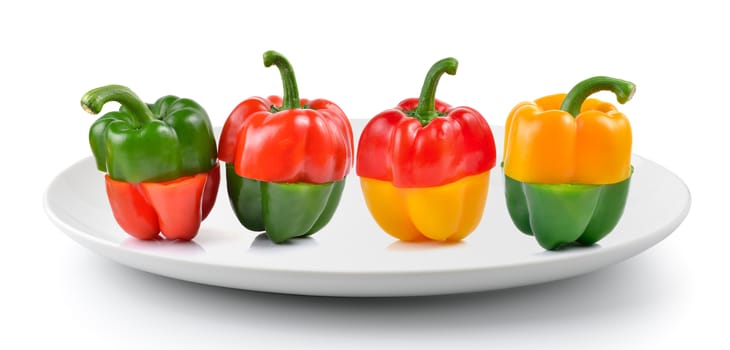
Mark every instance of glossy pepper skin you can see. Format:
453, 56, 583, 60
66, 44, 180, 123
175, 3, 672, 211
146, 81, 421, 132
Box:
502, 76, 635, 250
219, 51, 353, 243
357, 58, 496, 241
81, 85, 219, 240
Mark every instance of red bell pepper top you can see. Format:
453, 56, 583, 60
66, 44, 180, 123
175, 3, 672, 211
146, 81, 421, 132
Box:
218, 51, 354, 184
356, 98, 495, 188
218, 95, 353, 184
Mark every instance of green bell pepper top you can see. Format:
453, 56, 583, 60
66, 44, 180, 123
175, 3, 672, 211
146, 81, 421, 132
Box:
82, 85, 217, 183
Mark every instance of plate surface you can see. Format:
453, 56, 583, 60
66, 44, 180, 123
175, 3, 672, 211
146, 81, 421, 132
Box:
44, 120, 690, 297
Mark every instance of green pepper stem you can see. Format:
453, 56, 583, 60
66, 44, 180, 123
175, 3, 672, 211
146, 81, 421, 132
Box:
412, 58, 458, 125
81, 85, 156, 128
560, 76, 636, 117
263, 50, 300, 110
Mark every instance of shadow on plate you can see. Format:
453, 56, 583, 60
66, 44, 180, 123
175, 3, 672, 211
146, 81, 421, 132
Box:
386, 239, 466, 251
249, 233, 319, 250
120, 236, 206, 255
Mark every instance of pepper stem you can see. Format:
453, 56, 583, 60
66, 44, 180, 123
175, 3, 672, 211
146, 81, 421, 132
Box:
263, 50, 300, 110
412, 57, 458, 125
560, 76, 636, 117
81, 85, 156, 128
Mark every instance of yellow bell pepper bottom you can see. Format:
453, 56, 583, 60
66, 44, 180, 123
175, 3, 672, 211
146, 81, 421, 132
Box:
359, 172, 490, 241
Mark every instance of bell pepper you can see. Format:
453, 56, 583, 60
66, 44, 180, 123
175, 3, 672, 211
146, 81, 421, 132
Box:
81, 85, 219, 241
502, 76, 635, 250
356, 58, 496, 241
219, 51, 353, 243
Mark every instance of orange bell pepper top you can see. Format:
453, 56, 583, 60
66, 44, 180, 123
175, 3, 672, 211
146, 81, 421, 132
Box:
503, 78, 634, 185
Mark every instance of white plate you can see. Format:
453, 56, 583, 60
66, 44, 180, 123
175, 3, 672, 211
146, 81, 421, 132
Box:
44, 120, 690, 297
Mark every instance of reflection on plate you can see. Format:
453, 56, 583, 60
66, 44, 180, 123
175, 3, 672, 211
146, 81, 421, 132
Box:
44, 120, 690, 297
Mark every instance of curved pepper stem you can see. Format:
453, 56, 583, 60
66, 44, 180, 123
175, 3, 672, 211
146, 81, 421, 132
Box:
263, 50, 300, 110
560, 76, 636, 117
412, 57, 458, 126
81, 85, 156, 128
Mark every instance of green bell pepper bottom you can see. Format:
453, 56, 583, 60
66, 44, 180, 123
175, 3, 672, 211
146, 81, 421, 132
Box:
504, 172, 632, 250
226, 164, 346, 243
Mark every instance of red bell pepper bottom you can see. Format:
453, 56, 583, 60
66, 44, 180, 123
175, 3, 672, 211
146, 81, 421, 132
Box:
104, 163, 220, 240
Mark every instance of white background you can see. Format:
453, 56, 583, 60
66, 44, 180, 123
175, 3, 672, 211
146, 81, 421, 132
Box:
2, 0, 726, 349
